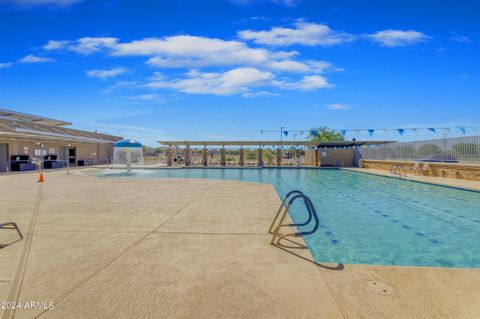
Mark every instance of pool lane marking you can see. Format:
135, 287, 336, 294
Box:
33, 181, 220, 319
318, 175, 445, 245
325, 174, 480, 232
2, 183, 43, 319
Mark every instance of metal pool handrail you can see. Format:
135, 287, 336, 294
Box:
268, 190, 304, 234
269, 192, 320, 245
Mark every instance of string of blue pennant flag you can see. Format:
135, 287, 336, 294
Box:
261, 126, 476, 137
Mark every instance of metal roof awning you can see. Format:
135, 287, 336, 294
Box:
157, 140, 395, 147
0, 108, 72, 126
0, 118, 122, 144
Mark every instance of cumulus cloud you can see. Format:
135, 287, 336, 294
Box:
44, 37, 119, 55
238, 21, 355, 46
0, 62, 14, 68
146, 68, 331, 96
86, 67, 128, 79
365, 30, 430, 47
43, 35, 335, 74
326, 103, 350, 110
43, 32, 344, 96
274, 75, 331, 90
146, 68, 274, 95
19, 54, 53, 63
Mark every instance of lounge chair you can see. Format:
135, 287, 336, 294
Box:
10, 155, 36, 172
43, 155, 64, 169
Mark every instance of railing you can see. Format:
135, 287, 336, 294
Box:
269, 190, 319, 245
360, 135, 480, 164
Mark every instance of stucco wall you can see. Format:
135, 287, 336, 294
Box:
319, 148, 355, 167
1, 139, 113, 168
362, 159, 480, 181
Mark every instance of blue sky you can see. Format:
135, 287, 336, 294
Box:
0, 0, 479, 146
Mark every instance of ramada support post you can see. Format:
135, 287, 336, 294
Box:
220, 147, 226, 166
239, 147, 244, 166
258, 147, 264, 167
166, 147, 173, 166
276, 147, 282, 166
295, 148, 301, 167
202, 146, 208, 166
184, 145, 191, 166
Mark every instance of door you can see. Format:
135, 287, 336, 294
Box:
0, 143, 8, 172
68, 147, 76, 164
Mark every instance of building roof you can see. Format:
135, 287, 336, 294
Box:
0, 108, 72, 126
0, 117, 122, 144
157, 140, 395, 147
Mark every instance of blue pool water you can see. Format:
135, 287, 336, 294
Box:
92, 168, 480, 268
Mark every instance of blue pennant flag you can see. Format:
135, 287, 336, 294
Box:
310, 129, 319, 136
340, 130, 347, 136
283, 131, 289, 136
368, 129, 374, 136
457, 127, 466, 134
428, 128, 436, 133
397, 128, 405, 136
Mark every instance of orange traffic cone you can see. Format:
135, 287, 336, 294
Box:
37, 173, 45, 183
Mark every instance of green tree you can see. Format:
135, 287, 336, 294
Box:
309, 126, 345, 141
245, 149, 257, 160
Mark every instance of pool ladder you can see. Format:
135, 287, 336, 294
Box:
268, 190, 320, 245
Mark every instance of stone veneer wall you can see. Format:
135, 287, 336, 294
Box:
361, 159, 480, 181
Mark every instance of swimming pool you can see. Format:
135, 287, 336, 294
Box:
92, 168, 480, 268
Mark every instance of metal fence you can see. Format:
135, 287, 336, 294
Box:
360, 135, 480, 164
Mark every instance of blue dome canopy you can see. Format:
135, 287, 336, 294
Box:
114, 139, 143, 148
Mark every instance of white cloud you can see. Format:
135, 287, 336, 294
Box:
326, 103, 350, 110
451, 36, 471, 44
43, 33, 342, 95
19, 54, 53, 63
291, 75, 331, 90
365, 30, 430, 47
43, 40, 71, 50
0, 62, 14, 68
86, 67, 128, 79
146, 68, 330, 95
44, 37, 119, 55
274, 75, 331, 91
102, 80, 140, 93
4, 0, 82, 6
126, 94, 165, 103
147, 68, 274, 95
238, 21, 355, 46
242, 91, 279, 98
43, 35, 337, 74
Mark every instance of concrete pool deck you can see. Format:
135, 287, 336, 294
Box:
0, 170, 479, 319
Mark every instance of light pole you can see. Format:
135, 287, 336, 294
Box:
280, 126, 285, 143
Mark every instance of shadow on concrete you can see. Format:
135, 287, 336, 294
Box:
274, 237, 344, 271
0, 222, 24, 249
